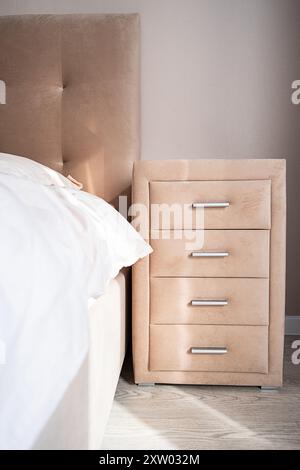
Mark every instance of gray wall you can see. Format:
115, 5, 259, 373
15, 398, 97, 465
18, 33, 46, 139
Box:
0, 0, 299, 315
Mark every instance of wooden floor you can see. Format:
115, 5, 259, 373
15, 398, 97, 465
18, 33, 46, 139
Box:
103, 336, 300, 450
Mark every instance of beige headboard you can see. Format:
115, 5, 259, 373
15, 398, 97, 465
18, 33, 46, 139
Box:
0, 14, 140, 203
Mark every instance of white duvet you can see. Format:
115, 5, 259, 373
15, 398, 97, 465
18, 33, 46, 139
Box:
0, 165, 151, 450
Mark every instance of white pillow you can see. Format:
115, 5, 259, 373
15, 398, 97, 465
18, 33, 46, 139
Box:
0, 152, 80, 189
67, 188, 153, 295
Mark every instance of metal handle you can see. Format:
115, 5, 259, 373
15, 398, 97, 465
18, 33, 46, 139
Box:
191, 347, 228, 355
191, 299, 228, 306
192, 202, 229, 208
191, 251, 229, 258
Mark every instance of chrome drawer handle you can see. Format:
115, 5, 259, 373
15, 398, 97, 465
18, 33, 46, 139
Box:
191, 347, 228, 355
191, 251, 229, 258
191, 299, 228, 306
192, 202, 230, 208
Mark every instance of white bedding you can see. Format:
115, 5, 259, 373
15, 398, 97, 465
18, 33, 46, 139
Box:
0, 161, 151, 450
33, 272, 127, 450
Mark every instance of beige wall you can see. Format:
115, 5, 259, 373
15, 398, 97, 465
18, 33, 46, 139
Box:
0, 0, 299, 315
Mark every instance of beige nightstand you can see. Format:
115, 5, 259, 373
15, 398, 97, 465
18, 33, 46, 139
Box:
132, 160, 286, 388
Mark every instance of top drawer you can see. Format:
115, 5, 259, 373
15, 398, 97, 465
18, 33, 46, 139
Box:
150, 180, 271, 229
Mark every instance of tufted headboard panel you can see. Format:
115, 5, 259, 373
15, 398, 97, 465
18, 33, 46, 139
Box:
0, 14, 140, 203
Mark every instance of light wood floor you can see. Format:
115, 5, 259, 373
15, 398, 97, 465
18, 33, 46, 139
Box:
103, 336, 300, 450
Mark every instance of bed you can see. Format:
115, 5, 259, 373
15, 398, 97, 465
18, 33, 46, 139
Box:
0, 14, 140, 450
34, 272, 127, 450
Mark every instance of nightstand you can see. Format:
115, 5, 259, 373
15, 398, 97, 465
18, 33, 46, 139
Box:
132, 160, 286, 387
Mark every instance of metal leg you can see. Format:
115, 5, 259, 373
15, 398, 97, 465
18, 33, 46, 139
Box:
137, 383, 155, 387
260, 386, 279, 391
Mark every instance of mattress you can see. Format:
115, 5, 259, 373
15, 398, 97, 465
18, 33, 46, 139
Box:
33, 272, 127, 450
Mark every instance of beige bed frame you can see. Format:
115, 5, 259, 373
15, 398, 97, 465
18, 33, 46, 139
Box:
0, 13, 140, 449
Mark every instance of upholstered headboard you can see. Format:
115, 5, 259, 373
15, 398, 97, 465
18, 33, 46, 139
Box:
0, 14, 140, 203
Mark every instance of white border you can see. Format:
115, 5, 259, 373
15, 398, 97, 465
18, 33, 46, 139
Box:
0, 80, 6, 104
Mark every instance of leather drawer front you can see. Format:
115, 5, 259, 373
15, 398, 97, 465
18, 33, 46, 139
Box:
150, 230, 270, 278
150, 278, 269, 325
150, 324, 268, 373
150, 180, 271, 229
